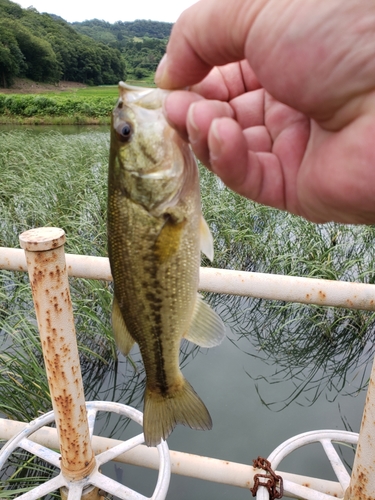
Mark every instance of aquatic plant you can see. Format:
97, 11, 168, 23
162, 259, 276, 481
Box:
0, 128, 374, 494
200, 168, 375, 409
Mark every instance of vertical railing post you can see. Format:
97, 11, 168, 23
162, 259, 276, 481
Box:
344, 357, 375, 499
19, 227, 96, 483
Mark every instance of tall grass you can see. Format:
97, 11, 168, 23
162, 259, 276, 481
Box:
0, 129, 147, 412
0, 128, 198, 494
0, 128, 375, 493
0, 129, 136, 493
0, 130, 108, 251
0, 131, 375, 410
1, 128, 374, 411
200, 171, 375, 408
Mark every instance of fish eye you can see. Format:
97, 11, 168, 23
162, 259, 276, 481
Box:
116, 122, 133, 142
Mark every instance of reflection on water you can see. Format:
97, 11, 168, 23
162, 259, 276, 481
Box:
0, 125, 371, 499
97, 299, 368, 500
208, 292, 374, 410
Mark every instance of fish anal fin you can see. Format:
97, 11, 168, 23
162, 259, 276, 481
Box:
200, 216, 214, 261
143, 376, 212, 447
185, 295, 225, 348
111, 295, 135, 356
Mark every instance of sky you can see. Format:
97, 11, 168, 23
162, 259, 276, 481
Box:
14, 0, 198, 23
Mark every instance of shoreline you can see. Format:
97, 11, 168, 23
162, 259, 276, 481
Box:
0, 116, 110, 126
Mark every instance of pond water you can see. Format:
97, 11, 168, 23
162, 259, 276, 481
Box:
100, 331, 368, 500
0, 123, 109, 135
0, 125, 371, 499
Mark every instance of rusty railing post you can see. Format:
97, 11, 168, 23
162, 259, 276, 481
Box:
344, 357, 375, 500
19, 227, 97, 485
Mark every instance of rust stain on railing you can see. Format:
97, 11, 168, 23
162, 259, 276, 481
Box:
19, 227, 96, 481
2, 246, 375, 311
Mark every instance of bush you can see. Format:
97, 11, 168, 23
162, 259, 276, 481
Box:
0, 92, 116, 118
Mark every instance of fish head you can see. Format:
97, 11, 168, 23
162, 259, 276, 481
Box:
110, 82, 196, 215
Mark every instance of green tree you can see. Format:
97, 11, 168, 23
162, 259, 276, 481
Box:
122, 37, 166, 79
11, 21, 60, 82
0, 1, 132, 87
0, 0, 22, 18
97, 44, 126, 84
0, 21, 25, 86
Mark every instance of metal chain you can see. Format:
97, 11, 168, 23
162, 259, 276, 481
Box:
250, 456, 284, 499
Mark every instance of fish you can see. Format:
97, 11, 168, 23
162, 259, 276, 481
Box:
107, 82, 225, 447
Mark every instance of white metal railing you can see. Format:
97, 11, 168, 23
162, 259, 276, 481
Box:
1, 246, 375, 311
0, 417, 346, 498
1, 228, 375, 500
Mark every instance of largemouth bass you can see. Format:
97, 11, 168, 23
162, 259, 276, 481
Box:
108, 82, 225, 447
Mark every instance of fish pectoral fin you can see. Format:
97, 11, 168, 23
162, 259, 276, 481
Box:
184, 294, 226, 348
111, 295, 136, 356
200, 216, 214, 261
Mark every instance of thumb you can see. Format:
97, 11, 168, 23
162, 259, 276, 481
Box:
155, 0, 263, 89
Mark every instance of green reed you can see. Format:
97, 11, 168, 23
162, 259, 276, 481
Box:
0, 128, 374, 493
0, 129, 130, 493
200, 169, 375, 409
0, 128, 200, 494
1, 128, 374, 415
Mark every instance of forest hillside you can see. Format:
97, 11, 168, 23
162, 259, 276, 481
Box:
0, 0, 172, 87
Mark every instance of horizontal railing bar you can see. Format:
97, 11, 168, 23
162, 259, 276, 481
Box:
1, 247, 375, 310
0, 419, 343, 498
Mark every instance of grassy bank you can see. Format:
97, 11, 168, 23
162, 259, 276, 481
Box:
0, 88, 116, 125
0, 82, 155, 125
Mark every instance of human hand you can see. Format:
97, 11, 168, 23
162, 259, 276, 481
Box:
156, 0, 375, 224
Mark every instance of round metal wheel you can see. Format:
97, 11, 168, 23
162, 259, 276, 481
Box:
0, 401, 171, 500
256, 429, 358, 500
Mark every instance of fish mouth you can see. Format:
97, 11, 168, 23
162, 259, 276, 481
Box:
118, 81, 170, 109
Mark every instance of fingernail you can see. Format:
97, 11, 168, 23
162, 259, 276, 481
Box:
187, 103, 200, 144
155, 54, 167, 86
209, 119, 223, 163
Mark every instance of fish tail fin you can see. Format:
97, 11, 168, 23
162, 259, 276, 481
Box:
143, 377, 212, 447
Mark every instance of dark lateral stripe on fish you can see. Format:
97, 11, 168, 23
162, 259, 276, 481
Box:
144, 287, 170, 396
145, 292, 163, 309
152, 338, 170, 396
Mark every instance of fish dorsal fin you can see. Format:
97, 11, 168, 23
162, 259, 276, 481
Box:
200, 215, 214, 261
112, 295, 136, 356
184, 295, 225, 347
